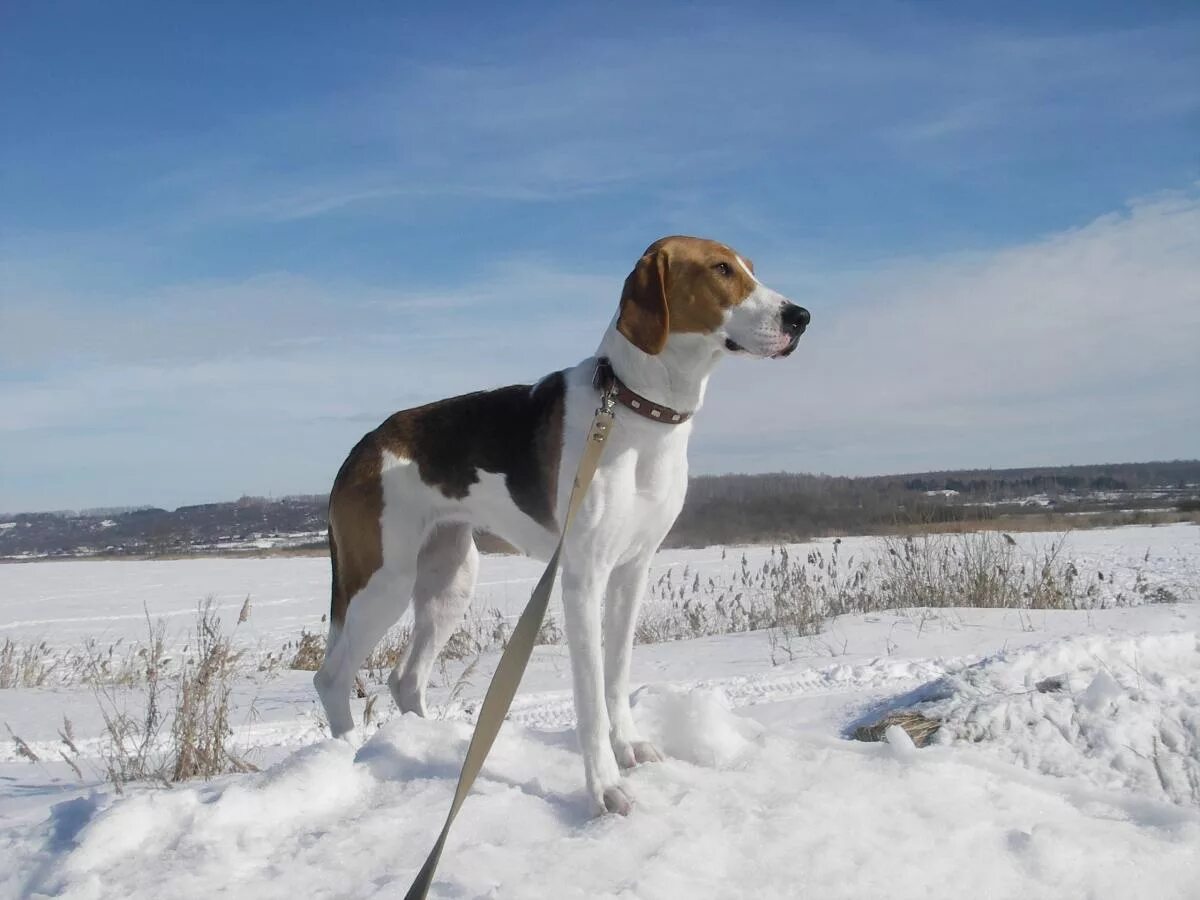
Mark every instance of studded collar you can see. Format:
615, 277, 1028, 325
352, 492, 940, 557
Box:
593, 357, 693, 425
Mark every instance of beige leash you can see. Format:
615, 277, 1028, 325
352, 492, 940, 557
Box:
404, 393, 616, 900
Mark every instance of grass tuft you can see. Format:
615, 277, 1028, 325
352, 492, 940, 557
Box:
852, 711, 942, 747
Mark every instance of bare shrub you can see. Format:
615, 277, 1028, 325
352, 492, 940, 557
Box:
1126, 552, 1186, 605
439, 624, 478, 661
287, 629, 327, 671
6, 722, 41, 762
536, 613, 563, 646
170, 599, 256, 780
93, 600, 256, 790
90, 614, 170, 790
365, 626, 411, 684
433, 624, 484, 687
438, 652, 482, 718
58, 716, 84, 780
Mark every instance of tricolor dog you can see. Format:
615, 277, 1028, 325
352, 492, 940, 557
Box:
315, 235, 810, 815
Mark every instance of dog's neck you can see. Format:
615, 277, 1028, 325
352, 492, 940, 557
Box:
596, 322, 724, 417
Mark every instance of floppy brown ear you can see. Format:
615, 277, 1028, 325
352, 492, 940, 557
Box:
617, 249, 669, 355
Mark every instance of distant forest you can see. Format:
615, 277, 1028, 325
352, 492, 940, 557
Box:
3, 460, 1198, 559
666, 460, 1200, 546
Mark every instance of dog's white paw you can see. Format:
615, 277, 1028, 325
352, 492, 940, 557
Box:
614, 738, 664, 769
601, 785, 633, 816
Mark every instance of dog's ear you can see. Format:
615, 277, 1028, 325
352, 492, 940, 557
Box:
617, 248, 669, 355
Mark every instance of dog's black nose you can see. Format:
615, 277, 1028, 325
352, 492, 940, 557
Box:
781, 304, 811, 335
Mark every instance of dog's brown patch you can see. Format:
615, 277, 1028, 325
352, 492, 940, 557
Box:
327, 437, 385, 625
376, 372, 566, 520
617, 235, 758, 354
327, 373, 567, 622
617, 249, 670, 355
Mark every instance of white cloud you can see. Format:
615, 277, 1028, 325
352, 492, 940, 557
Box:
0, 256, 622, 508
3, 191, 1198, 509
696, 189, 1200, 474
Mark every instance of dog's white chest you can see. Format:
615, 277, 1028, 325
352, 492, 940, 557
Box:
604, 431, 689, 546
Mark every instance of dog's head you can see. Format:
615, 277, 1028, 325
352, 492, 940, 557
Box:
616, 235, 809, 359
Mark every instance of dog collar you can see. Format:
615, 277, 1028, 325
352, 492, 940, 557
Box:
593, 357, 693, 425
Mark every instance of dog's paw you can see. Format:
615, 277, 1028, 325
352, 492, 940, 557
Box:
630, 740, 664, 765
614, 738, 664, 769
601, 785, 633, 816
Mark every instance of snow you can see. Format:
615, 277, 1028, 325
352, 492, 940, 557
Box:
1, 524, 1192, 653
1, 524, 1198, 898
8, 685, 1199, 900
630, 686, 763, 767
911, 632, 1200, 807
883, 722, 918, 757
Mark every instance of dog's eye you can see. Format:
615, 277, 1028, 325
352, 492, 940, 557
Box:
712, 262, 732, 276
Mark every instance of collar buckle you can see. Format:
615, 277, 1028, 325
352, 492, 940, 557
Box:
593, 357, 691, 426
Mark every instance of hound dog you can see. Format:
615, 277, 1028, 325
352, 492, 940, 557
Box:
315, 235, 809, 815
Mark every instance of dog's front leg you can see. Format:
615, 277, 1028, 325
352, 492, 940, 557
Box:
560, 560, 629, 816
604, 556, 663, 769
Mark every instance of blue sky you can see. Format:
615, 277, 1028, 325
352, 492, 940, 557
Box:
2, 1, 1198, 512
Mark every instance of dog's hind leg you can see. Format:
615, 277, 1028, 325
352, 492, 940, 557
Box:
389, 523, 479, 717
316, 561, 417, 738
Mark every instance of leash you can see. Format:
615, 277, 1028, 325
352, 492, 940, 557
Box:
403, 381, 617, 900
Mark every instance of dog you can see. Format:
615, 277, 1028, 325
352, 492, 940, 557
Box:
314, 235, 809, 815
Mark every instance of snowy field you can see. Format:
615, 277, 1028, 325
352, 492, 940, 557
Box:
1, 524, 1198, 898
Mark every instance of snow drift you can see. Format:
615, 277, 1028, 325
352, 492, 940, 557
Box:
7, 662, 1200, 899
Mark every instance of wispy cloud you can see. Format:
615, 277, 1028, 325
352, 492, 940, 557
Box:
117, 17, 1199, 228
699, 188, 1200, 474
0, 253, 626, 508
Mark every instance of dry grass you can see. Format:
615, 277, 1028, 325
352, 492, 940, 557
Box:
286, 628, 327, 672
285, 610, 504, 688
1, 631, 179, 690
365, 626, 411, 683
875, 532, 1098, 611
90, 614, 169, 789
631, 531, 1125, 663
169, 600, 256, 780
5, 722, 41, 761
769, 533, 1106, 661
90, 599, 257, 791
852, 711, 942, 747
0, 638, 59, 688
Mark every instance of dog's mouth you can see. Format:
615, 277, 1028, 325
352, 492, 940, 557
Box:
726, 335, 802, 358
772, 335, 801, 359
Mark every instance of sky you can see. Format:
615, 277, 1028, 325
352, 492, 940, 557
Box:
1, 1, 1198, 513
